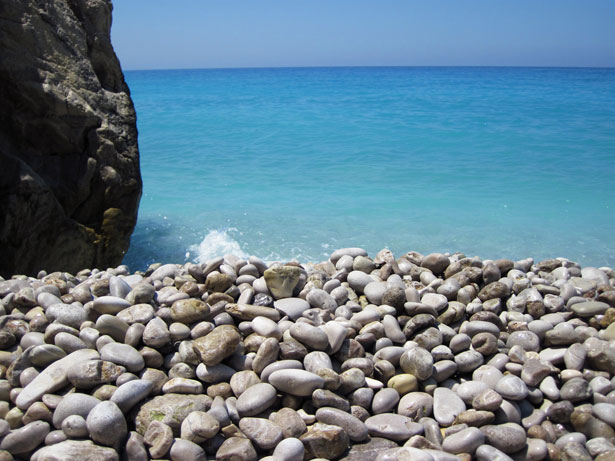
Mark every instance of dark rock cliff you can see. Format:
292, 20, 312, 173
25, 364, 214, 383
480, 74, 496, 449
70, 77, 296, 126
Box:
0, 0, 141, 277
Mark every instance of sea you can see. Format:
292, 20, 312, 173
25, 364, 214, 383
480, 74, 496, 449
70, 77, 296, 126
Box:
121, 67, 615, 271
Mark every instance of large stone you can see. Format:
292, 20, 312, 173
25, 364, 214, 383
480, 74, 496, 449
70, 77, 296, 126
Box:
0, 0, 141, 277
0, 420, 50, 454
86, 401, 127, 447
16, 349, 99, 409
300, 422, 350, 460
52, 393, 101, 428
170, 299, 210, 324
192, 325, 241, 366
31, 440, 119, 461
134, 393, 211, 436
264, 265, 302, 299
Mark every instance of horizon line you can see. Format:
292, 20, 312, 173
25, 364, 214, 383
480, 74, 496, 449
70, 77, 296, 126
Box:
123, 64, 615, 73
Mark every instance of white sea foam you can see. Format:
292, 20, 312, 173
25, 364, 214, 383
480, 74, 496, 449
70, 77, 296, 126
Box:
188, 229, 248, 263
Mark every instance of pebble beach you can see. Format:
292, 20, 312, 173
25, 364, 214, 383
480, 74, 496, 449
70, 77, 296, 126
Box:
1, 248, 615, 461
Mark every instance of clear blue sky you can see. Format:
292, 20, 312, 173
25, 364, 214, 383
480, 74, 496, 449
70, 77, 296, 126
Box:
111, 0, 615, 70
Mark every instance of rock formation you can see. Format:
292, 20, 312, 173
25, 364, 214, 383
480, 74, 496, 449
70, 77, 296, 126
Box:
0, 0, 141, 277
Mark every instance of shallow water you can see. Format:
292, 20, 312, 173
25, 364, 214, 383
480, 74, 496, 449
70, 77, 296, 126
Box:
122, 67, 615, 270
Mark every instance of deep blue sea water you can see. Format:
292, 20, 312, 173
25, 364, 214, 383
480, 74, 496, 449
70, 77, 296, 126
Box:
122, 67, 615, 270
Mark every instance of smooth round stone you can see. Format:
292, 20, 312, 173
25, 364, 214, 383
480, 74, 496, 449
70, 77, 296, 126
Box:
472, 388, 503, 411
29, 345, 67, 367
347, 271, 375, 294
434, 388, 466, 426
252, 316, 282, 340
398, 392, 433, 420
364, 282, 387, 305
564, 344, 587, 371
117, 303, 155, 325
570, 301, 610, 317
450, 334, 472, 353
590, 376, 612, 395
432, 360, 458, 383
110, 379, 153, 413
482, 423, 527, 454
0, 420, 9, 438
95, 314, 129, 343
180, 410, 220, 443
586, 437, 615, 457
52, 393, 101, 428
388, 374, 418, 395
526, 438, 548, 461
475, 445, 515, 461
539, 376, 560, 401
464, 321, 501, 338
304, 351, 333, 374
269, 369, 325, 396
289, 323, 329, 351
455, 350, 484, 373
495, 375, 529, 400
593, 403, 615, 426
162, 378, 203, 394
192, 325, 241, 366
0, 420, 50, 454
54, 330, 87, 351
142, 317, 170, 348
239, 417, 283, 450
330, 247, 368, 264
272, 437, 305, 461
555, 432, 587, 448
306, 288, 338, 311
100, 342, 144, 372
46, 303, 87, 329
86, 401, 127, 447
236, 383, 278, 416
61, 414, 88, 438
260, 360, 303, 383
170, 298, 210, 324
273, 298, 310, 321
422, 293, 448, 312
170, 438, 206, 461
400, 347, 433, 381
365, 413, 423, 442
442, 426, 485, 454
92, 296, 131, 314
560, 377, 593, 402
315, 407, 368, 442
195, 363, 236, 385
495, 399, 522, 424
507, 331, 541, 352
227, 371, 260, 397
372, 388, 400, 415
456, 381, 489, 404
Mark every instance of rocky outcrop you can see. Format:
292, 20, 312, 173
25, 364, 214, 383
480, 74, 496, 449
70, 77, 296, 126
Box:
0, 0, 141, 277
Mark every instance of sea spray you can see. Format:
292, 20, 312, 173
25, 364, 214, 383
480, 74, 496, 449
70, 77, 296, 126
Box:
188, 229, 248, 263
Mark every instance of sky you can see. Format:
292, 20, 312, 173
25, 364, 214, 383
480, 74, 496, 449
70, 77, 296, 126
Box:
111, 1, 615, 70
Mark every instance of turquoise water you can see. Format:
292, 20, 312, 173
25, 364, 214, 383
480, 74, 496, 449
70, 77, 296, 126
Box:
122, 67, 615, 270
